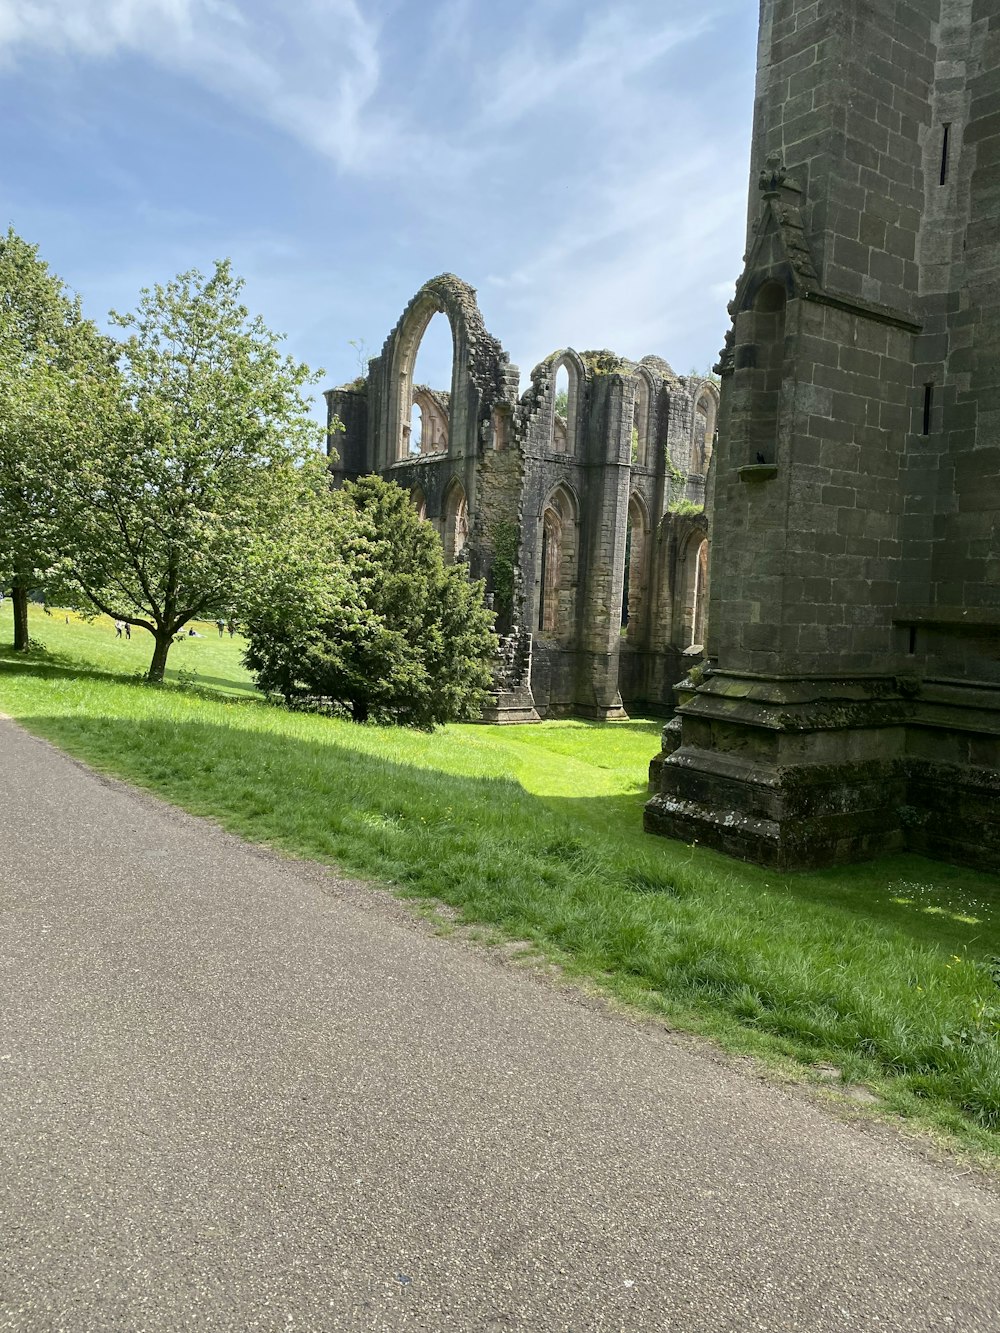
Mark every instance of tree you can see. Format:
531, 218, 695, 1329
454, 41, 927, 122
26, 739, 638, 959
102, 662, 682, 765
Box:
243, 475, 499, 727
58, 260, 325, 681
0, 229, 108, 650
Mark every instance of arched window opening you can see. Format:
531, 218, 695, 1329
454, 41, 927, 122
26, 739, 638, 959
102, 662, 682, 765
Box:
539, 510, 561, 632
536, 486, 578, 636
632, 375, 651, 467
682, 537, 709, 649
397, 310, 454, 461
551, 361, 574, 453
410, 486, 427, 521
411, 388, 449, 456
746, 282, 785, 466
443, 480, 469, 563
621, 496, 648, 632
407, 400, 421, 456
694, 391, 716, 475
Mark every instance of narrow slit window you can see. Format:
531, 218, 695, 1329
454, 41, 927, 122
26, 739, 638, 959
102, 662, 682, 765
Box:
940, 123, 951, 186
922, 383, 934, 436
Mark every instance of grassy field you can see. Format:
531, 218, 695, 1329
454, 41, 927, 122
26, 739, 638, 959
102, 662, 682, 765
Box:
2, 602, 1000, 1159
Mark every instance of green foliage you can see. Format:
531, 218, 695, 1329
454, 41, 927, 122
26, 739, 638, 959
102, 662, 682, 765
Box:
580, 349, 630, 376
489, 520, 519, 623
553, 388, 568, 417
668, 498, 705, 517
664, 450, 685, 483
0, 229, 111, 648
243, 475, 499, 727
55, 259, 325, 682
688, 365, 721, 385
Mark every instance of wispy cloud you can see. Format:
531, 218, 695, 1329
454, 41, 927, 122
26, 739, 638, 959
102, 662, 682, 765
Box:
0, 0, 427, 173
474, 4, 715, 132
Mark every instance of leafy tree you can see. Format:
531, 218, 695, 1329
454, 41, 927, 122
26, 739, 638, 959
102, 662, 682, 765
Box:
58, 260, 325, 681
0, 229, 108, 650
243, 475, 498, 727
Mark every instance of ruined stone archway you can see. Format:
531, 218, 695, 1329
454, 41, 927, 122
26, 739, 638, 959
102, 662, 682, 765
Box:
691, 381, 719, 476
410, 387, 449, 457
380, 273, 507, 471
632, 369, 655, 468
622, 492, 651, 636
442, 477, 469, 563
675, 530, 709, 650
534, 349, 586, 456
536, 483, 579, 636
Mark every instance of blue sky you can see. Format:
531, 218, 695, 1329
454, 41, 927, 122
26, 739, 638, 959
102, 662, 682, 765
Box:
1, 0, 758, 423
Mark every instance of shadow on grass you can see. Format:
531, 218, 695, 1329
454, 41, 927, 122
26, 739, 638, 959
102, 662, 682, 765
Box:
12, 706, 1000, 1139
0, 645, 257, 699
19, 705, 1000, 963
0, 647, 131, 689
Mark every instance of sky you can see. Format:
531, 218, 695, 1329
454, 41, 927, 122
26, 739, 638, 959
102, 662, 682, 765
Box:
0, 0, 760, 425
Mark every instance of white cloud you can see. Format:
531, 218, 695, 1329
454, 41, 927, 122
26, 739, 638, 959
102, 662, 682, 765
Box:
0, 0, 422, 173
475, 6, 714, 132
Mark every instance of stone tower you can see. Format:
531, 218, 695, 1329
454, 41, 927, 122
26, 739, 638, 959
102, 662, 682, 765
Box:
645, 0, 1000, 869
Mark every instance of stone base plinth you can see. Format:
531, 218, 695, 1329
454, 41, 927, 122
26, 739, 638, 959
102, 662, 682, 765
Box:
478, 686, 541, 725
644, 670, 1000, 871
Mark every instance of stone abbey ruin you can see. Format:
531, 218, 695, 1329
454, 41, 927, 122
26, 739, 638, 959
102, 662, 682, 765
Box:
327, 277, 719, 723
330, 0, 1000, 874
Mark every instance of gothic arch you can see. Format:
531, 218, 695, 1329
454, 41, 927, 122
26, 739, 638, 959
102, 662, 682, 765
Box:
536, 483, 579, 636
442, 477, 469, 563
676, 529, 709, 650
410, 387, 449, 456
409, 485, 427, 520
533, 348, 586, 456
383, 274, 501, 466
622, 491, 651, 636
690, 380, 720, 476
632, 369, 656, 468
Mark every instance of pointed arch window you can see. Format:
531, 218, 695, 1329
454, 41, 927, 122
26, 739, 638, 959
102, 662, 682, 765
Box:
443, 480, 469, 563
536, 486, 578, 635
621, 495, 649, 634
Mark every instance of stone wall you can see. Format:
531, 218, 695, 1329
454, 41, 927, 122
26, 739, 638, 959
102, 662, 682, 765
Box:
327, 274, 717, 721
645, 0, 1000, 870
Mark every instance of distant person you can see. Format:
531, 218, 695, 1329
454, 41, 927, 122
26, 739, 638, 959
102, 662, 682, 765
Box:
124, 623, 131, 640
114, 619, 123, 638
227, 618, 236, 638
216, 618, 225, 637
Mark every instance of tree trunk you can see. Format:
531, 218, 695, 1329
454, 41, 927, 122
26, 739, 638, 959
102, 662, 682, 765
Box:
351, 698, 369, 723
147, 630, 173, 683
11, 585, 29, 651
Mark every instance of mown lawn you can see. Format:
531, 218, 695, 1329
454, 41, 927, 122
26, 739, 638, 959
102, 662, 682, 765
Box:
2, 603, 999, 1160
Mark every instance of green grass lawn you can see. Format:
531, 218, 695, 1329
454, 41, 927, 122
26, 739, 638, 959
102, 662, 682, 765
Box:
2, 602, 1000, 1159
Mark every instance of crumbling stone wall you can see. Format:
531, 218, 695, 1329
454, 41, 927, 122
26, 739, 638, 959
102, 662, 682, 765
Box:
326, 274, 716, 720
645, 0, 1000, 871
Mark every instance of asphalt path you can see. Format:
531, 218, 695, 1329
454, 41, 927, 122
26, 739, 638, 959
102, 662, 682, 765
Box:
1, 717, 999, 1332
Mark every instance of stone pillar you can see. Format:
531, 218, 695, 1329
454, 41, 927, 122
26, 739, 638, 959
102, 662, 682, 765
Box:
574, 373, 630, 720
325, 387, 369, 482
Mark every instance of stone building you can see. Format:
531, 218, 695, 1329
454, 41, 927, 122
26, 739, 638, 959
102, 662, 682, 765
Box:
326, 274, 719, 720
646, 0, 1000, 870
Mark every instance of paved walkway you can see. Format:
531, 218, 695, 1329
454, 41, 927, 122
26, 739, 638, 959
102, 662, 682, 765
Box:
1, 718, 999, 1332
